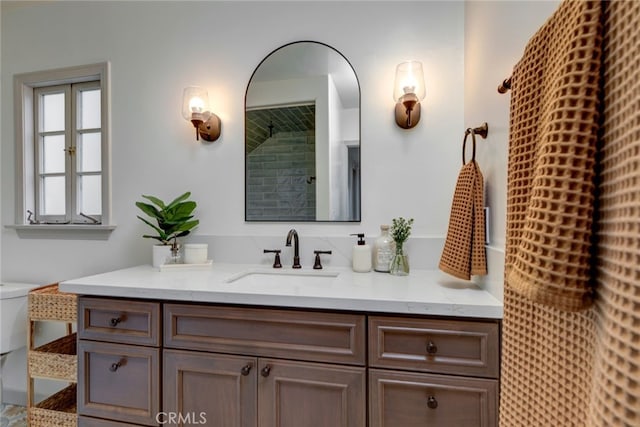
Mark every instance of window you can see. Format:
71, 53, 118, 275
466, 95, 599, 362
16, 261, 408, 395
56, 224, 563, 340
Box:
34, 81, 103, 223
13, 63, 112, 230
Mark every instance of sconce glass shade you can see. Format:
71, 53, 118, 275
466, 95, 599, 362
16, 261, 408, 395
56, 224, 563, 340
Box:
182, 86, 209, 121
393, 61, 425, 102
181, 86, 221, 142
393, 61, 425, 129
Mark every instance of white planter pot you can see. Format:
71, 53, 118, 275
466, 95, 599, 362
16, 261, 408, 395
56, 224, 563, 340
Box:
152, 245, 172, 267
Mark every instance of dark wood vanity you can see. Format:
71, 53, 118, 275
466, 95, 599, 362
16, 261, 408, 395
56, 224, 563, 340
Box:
75, 296, 499, 427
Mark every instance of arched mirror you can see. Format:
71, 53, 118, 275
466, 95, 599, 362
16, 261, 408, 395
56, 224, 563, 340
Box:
245, 41, 360, 222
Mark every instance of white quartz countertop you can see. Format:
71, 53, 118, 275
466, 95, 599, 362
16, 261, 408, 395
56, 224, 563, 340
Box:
59, 263, 502, 319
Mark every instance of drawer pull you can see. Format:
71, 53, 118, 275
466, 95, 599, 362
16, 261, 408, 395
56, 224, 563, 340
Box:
260, 365, 271, 377
109, 317, 122, 327
426, 340, 438, 355
109, 358, 126, 372
427, 396, 438, 409
241, 364, 252, 376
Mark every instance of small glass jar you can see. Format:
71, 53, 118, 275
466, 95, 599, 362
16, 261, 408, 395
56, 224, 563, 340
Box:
167, 242, 182, 264
389, 242, 409, 276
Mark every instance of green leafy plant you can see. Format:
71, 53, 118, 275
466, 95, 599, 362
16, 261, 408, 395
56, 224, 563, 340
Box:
390, 217, 414, 245
135, 191, 199, 245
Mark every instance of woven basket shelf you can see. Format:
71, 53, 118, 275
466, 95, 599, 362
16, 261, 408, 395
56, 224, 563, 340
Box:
29, 332, 77, 381
28, 283, 78, 424
28, 383, 78, 427
28, 283, 77, 322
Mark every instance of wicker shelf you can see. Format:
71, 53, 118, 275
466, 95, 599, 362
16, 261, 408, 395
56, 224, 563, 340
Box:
29, 333, 77, 381
28, 383, 77, 427
28, 283, 77, 322
27, 283, 78, 427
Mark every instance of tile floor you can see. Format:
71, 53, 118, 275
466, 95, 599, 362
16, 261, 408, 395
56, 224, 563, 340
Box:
0, 404, 27, 427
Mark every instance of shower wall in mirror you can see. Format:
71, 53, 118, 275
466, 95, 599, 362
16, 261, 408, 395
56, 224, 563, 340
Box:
245, 41, 361, 222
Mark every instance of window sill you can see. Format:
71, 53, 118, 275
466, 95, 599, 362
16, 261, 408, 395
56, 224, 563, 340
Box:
5, 224, 116, 240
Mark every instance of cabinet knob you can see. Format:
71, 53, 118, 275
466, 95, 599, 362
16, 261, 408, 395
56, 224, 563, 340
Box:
426, 340, 438, 355
260, 365, 271, 377
241, 364, 252, 376
109, 358, 126, 372
109, 317, 122, 327
427, 396, 438, 409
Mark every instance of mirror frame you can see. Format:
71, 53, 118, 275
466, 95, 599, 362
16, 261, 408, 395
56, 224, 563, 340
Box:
244, 40, 361, 222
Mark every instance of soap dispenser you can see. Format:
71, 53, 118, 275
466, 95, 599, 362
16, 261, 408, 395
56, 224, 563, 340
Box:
350, 233, 372, 273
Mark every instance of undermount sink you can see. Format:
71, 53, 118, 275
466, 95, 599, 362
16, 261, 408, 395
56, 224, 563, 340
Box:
225, 269, 339, 287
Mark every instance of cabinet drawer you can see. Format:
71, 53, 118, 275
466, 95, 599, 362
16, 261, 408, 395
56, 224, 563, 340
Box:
369, 369, 498, 427
165, 304, 366, 365
369, 316, 499, 378
78, 297, 160, 346
78, 340, 160, 426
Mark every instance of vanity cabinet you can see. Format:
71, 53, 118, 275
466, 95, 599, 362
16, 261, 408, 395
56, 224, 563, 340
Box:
368, 316, 500, 427
76, 297, 499, 427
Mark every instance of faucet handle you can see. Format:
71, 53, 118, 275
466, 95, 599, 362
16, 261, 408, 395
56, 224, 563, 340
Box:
264, 249, 282, 268
313, 250, 332, 270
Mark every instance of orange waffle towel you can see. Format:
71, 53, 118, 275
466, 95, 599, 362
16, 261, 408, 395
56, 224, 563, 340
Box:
439, 150, 487, 280
505, 0, 602, 311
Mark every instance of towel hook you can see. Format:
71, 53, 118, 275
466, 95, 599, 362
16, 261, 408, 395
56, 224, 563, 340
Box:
465, 122, 488, 139
497, 77, 512, 94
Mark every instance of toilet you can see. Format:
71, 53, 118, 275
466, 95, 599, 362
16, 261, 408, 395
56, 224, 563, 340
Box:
0, 282, 39, 404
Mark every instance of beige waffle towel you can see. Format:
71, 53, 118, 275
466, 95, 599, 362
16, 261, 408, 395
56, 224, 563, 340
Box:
439, 131, 487, 280
505, 0, 602, 312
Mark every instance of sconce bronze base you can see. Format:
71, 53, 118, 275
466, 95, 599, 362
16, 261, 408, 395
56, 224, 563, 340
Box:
192, 112, 221, 142
395, 96, 421, 129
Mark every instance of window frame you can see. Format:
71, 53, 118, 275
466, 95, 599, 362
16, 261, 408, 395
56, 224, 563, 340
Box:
34, 83, 71, 223
13, 62, 112, 231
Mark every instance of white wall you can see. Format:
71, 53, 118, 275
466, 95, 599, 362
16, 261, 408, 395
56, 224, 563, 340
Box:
464, 0, 560, 250
1, 1, 465, 283
0, 0, 563, 405
0, 1, 3, 283
0, 0, 562, 286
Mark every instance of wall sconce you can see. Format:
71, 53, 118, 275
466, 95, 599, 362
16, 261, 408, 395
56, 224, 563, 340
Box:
393, 61, 426, 129
182, 86, 221, 142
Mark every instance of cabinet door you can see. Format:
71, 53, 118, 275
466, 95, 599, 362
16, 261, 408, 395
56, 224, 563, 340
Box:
369, 369, 498, 427
258, 359, 366, 427
79, 416, 148, 426
163, 349, 257, 427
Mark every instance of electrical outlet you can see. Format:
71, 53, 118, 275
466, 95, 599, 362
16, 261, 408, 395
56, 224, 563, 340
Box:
484, 207, 490, 245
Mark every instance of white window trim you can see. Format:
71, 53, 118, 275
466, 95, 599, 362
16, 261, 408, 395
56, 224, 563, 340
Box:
10, 62, 114, 238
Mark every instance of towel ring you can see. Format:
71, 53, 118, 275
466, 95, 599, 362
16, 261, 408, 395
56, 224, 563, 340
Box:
462, 128, 477, 164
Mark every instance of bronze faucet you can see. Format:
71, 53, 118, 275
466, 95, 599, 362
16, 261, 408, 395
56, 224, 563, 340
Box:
285, 229, 302, 269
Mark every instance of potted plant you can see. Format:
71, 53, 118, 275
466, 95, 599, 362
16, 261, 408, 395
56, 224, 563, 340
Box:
389, 217, 414, 276
135, 191, 199, 266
